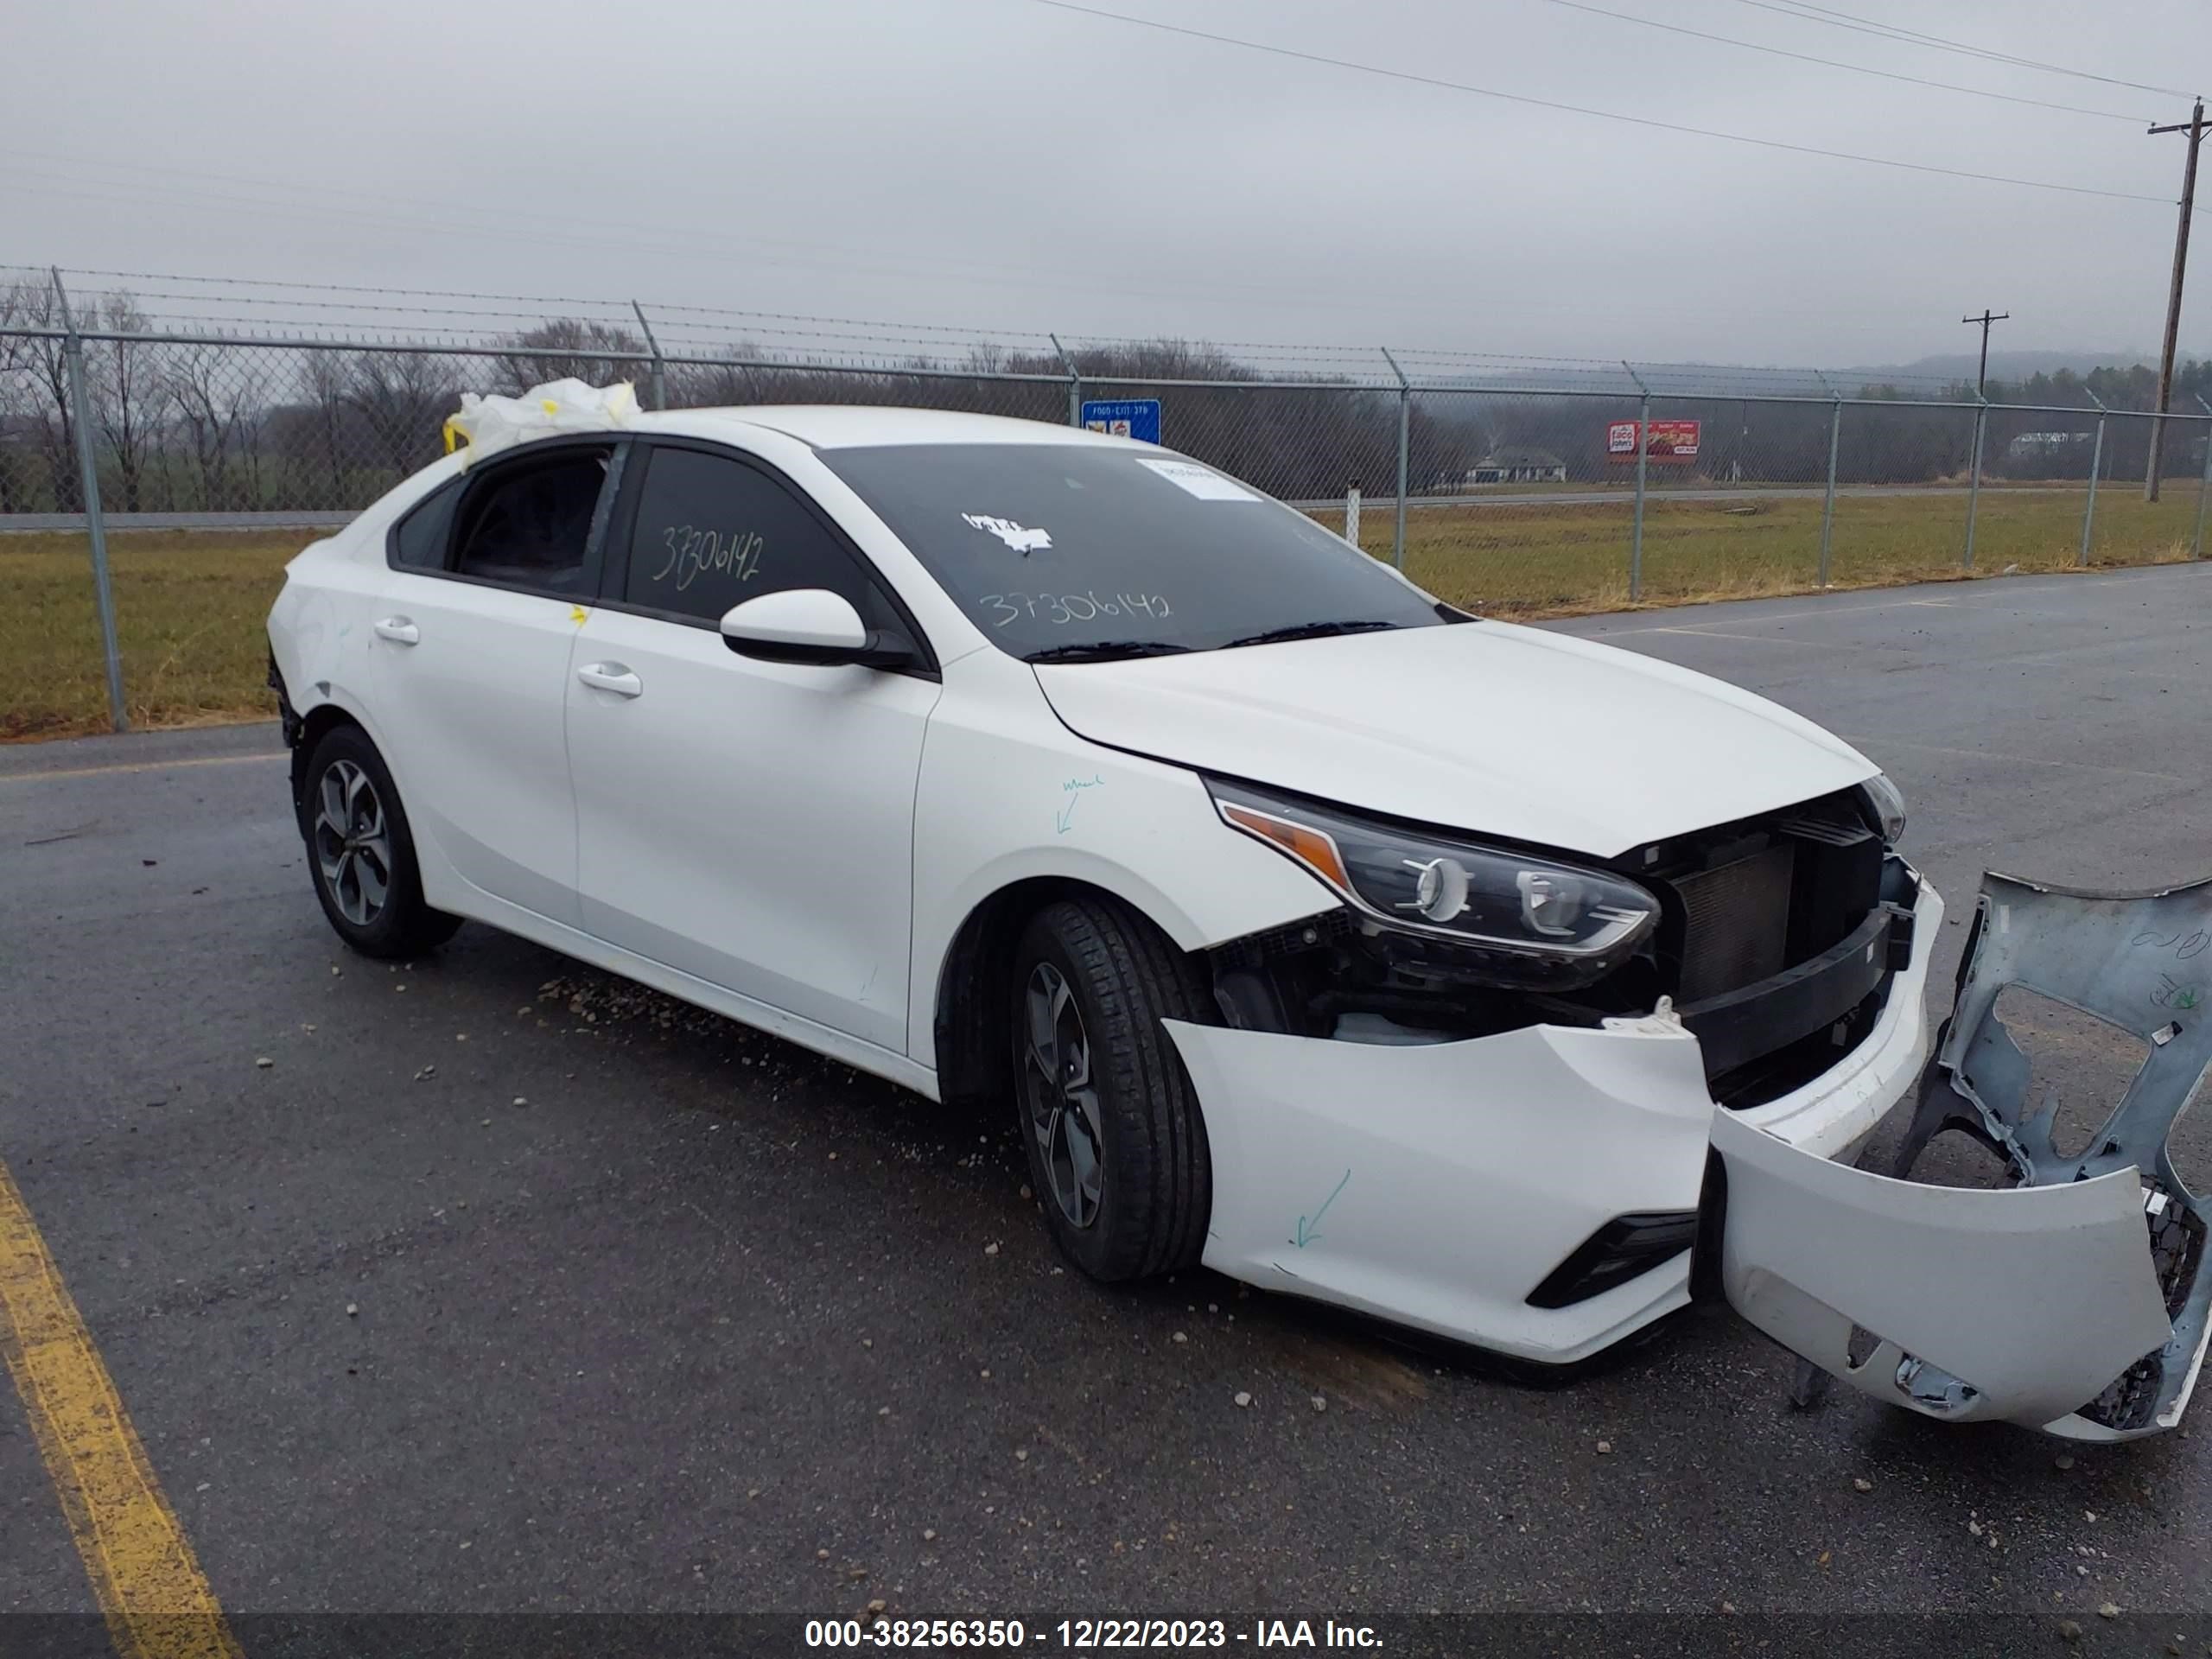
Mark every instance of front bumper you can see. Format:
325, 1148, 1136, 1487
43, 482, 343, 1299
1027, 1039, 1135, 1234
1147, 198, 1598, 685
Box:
1164, 873, 1944, 1367
1173, 863, 2200, 1437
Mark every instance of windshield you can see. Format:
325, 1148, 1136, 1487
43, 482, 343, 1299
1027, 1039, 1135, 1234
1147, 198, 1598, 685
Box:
817, 442, 1449, 660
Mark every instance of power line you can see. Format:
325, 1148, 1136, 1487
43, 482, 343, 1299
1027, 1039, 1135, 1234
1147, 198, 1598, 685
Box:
1716, 0, 2197, 100
1017, 0, 2176, 203
1540, 0, 2148, 123
0, 166, 1357, 317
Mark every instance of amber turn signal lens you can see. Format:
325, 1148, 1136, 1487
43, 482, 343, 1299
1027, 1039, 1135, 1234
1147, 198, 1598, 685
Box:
1219, 803, 1352, 892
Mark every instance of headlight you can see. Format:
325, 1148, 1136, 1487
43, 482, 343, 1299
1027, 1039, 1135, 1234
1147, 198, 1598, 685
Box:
1206, 778, 1658, 988
1860, 772, 1907, 846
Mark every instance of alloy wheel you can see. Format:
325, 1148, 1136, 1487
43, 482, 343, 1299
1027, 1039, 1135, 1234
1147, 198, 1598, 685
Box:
312, 758, 393, 927
1022, 961, 1103, 1230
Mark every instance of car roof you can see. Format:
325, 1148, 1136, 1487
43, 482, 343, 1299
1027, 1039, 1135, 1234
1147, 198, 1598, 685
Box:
633, 404, 1152, 452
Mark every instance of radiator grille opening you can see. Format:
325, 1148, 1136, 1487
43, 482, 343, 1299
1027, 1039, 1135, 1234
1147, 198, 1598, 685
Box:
1674, 842, 1795, 1002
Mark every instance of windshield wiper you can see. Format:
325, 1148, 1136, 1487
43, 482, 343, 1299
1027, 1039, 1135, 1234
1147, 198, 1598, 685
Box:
1217, 620, 1403, 651
1024, 639, 1197, 664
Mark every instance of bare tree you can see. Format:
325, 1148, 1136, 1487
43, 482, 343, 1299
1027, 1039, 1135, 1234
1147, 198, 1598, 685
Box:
0, 283, 36, 512
2, 280, 81, 512
496, 318, 645, 393
165, 341, 247, 509
346, 350, 460, 480
86, 293, 165, 512
232, 356, 272, 511
300, 348, 351, 502
667, 359, 764, 408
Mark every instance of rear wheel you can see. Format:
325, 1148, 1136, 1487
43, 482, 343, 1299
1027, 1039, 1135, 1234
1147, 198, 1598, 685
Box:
1012, 897, 1213, 1281
301, 724, 460, 959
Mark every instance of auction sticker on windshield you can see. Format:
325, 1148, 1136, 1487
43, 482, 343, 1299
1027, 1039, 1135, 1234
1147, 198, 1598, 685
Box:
1136, 457, 1258, 501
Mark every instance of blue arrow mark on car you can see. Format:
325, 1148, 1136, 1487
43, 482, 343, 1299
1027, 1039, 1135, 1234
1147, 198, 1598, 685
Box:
1056, 775, 1104, 835
1291, 1170, 1351, 1249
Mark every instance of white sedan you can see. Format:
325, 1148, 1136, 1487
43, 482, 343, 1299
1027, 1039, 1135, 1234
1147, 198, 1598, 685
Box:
266, 403, 2179, 1437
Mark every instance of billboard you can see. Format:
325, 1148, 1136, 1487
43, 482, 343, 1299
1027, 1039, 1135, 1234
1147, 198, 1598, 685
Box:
1606, 419, 1701, 464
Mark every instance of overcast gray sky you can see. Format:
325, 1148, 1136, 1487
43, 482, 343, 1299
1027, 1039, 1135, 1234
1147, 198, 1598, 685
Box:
3, 0, 2207, 369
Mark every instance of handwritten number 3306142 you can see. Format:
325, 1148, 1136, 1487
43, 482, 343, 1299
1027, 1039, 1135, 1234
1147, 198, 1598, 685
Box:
978, 591, 1172, 627
654, 524, 764, 592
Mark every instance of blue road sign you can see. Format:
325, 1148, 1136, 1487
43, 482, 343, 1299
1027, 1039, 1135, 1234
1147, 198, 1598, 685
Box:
1080, 398, 1161, 445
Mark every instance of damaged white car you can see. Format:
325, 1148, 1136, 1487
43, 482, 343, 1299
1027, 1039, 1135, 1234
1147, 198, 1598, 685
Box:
265, 400, 2203, 1439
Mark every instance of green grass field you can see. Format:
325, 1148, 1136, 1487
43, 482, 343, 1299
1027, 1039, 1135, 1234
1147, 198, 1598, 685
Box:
1322, 484, 2206, 615
4, 485, 2203, 740
3, 530, 302, 740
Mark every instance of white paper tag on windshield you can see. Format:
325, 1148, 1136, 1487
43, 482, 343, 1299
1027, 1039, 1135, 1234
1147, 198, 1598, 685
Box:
1135, 457, 1258, 501
961, 512, 1052, 552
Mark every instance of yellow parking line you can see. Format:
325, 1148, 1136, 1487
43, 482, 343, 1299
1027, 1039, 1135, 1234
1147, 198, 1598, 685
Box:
0, 752, 285, 785
0, 1159, 242, 1659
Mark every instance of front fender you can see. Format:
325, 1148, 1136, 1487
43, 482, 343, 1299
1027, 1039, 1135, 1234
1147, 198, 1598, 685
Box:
906, 671, 1337, 1071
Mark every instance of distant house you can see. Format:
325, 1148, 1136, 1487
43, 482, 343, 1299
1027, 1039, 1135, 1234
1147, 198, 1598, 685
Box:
1466, 446, 1567, 486
2005, 431, 2091, 460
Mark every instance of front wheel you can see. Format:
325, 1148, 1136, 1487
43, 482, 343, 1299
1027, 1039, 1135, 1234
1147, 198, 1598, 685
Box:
300, 724, 461, 959
1012, 897, 1213, 1281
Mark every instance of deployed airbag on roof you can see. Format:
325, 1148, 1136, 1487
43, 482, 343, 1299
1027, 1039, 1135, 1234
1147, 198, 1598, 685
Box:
443, 378, 638, 466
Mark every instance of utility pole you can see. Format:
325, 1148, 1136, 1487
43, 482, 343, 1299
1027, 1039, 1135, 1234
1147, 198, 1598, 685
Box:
2145, 99, 2205, 502
1961, 308, 2009, 397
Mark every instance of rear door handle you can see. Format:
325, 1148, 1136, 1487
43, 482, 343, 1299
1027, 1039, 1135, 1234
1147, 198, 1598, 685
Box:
576, 662, 644, 698
373, 616, 419, 645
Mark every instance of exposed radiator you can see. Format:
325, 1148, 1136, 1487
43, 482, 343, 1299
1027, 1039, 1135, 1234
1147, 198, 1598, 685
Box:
1675, 842, 1796, 1002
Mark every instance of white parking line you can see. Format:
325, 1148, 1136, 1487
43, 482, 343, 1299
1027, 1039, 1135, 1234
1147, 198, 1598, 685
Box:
1590, 597, 1956, 634
1843, 735, 2190, 785
1643, 627, 1873, 649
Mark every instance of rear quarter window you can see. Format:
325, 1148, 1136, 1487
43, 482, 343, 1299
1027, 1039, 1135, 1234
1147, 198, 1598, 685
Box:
388, 478, 461, 570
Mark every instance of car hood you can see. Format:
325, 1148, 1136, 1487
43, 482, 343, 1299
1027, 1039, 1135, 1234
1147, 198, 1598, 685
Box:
1033, 620, 1878, 857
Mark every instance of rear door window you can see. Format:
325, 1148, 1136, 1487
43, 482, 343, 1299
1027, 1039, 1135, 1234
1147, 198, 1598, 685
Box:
443, 442, 618, 594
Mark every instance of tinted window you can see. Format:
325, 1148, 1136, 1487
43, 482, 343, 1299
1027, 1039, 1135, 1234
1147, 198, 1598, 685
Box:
622, 446, 874, 623
390, 477, 460, 569
817, 444, 1443, 660
449, 446, 613, 592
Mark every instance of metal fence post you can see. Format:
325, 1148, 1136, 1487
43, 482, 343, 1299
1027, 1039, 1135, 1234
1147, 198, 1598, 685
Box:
1381, 348, 1409, 570
2193, 395, 2212, 559
51, 268, 127, 734
630, 300, 668, 411
1961, 397, 1988, 570
1818, 394, 1842, 588
1623, 362, 1650, 600
2079, 392, 2107, 569
1050, 334, 1081, 428
1344, 486, 1361, 548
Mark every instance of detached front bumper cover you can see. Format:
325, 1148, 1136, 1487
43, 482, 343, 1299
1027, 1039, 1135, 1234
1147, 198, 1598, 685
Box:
1713, 870, 2209, 1439
1884, 871, 2211, 1437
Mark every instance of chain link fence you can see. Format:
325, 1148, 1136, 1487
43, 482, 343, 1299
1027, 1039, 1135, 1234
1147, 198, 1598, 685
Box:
5, 286, 2209, 737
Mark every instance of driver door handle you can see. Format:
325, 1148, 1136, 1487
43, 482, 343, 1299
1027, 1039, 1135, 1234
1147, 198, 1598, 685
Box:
576, 662, 644, 698
373, 616, 419, 645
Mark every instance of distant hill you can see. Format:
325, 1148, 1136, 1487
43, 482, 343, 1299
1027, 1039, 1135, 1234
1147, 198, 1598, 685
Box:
1455, 349, 2191, 398
1843, 349, 2159, 385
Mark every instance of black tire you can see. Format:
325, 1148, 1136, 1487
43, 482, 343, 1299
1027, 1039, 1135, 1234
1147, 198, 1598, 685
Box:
298, 724, 461, 959
1011, 896, 1213, 1281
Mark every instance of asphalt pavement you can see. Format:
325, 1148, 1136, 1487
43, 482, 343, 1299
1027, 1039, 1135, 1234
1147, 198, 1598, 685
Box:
1, 563, 2208, 1649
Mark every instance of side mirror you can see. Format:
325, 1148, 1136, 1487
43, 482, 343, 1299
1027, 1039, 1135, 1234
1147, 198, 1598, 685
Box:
718, 588, 918, 670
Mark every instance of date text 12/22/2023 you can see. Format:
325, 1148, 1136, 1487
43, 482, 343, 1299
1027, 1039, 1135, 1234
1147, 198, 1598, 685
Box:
804, 1618, 1384, 1648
